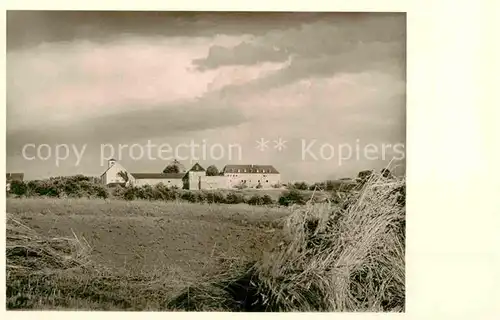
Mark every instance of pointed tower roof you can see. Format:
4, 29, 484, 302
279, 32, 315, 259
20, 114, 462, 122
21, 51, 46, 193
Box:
188, 162, 205, 172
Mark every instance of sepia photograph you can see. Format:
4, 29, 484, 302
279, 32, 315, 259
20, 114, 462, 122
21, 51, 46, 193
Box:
6, 11, 406, 312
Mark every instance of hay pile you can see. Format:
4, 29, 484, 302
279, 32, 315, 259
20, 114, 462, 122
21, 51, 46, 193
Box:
6, 214, 92, 274
168, 172, 406, 312
6, 214, 96, 309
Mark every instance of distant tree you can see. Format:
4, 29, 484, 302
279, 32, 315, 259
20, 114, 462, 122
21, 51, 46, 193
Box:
357, 170, 373, 181
325, 180, 342, 191
381, 168, 393, 178
9, 180, 27, 196
293, 181, 309, 190
225, 192, 245, 204
261, 194, 274, 205
123, 187, 137, 201
247, 194, 264, 206
163, 159, 183, 173
206, 165, 219, 176
279, 189, 306, 206
163, 164, 180, 173
356, 170, 374, 188
117, 171, 130, 184
309, 182, 326, 191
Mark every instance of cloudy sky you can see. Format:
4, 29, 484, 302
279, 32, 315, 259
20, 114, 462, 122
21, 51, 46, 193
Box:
7, 11, 406, 182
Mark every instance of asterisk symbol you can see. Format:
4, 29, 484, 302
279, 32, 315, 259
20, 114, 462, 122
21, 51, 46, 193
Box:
273, 137, 287, 152
256, 138, 269, 151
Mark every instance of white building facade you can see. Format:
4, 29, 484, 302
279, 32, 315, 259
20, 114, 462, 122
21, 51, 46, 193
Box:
100, 159, 129, 185
222, 165, 281, 189
100, 160, 281, 190
100, 159, 184, 188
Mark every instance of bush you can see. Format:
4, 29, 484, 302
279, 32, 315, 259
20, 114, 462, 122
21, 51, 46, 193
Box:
195, 192, 207, 203
261, 194, 274, 205
16, 175, 108, 199
309, 180, 355, 192
94, 185, 109, 199
181, 192, 197, 203
33, 180, 60, 197
278, 190, 306, 206
153, 183, 179, 201
123, 187, 138, 201
225, 192, 245, 204
9, 180, 27, 196
308, 182, 325, 191
204, 191, 225, 204
247, 195, 264, 206
136, 185, 154, 200
293, 181, 309, 190
12, 175, 288, 207
247, 194, 275, 206
111, 185, 126, 198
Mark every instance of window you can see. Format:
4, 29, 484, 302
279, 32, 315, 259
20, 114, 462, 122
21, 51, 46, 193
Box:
244, 169, 247, 173
238, 169, 241, 173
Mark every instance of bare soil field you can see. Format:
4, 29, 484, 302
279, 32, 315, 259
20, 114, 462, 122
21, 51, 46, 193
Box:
6, 198, 289, 310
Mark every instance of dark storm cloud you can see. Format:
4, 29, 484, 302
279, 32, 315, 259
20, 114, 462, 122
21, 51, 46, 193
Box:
194, 13, 405, 90
7, 11, 354, 50
194, 41, 291, 70
194, 14, 405, 70
210, 40, 405, 97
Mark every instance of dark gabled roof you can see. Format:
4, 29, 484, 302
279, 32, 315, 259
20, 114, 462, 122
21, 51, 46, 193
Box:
130, 172, 185, 179
188, 162, 205, 172
6, 173, 24, 181
222, 165, 279, 174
